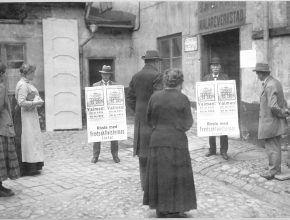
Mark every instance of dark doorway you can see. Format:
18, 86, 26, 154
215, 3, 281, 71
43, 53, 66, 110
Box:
89, 59, 114, 86
201, 29, 240, 97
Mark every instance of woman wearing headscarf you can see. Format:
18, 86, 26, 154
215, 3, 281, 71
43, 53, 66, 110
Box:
143, 69, 197, 218
0, 63, 20, 196
14, 63, 44, 176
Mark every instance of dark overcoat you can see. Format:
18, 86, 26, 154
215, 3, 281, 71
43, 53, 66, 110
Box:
147, 89, 193, 148
126, 63, 162, 157
258, 75, 288, 139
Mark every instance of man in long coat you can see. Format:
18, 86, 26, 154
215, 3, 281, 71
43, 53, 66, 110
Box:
91, 65, 120, 163
254, 63, 289, 180
203, 57, 230, 160
126, 50, 163, 190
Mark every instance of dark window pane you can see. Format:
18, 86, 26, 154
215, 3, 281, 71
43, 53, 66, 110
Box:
161, 59, 170, 73
7, 61, 24, 69
172, 37, 182, 57
6, 44, 24, 61
159, 40, 170, 58
172, 57, 182, 69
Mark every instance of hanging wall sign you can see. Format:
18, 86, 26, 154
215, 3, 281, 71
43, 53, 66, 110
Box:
184, 36, 198, 52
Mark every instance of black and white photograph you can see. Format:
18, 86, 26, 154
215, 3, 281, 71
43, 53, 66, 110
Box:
0, 0, 290, 219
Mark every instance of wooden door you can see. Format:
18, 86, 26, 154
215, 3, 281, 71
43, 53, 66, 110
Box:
43, 18, 82, 131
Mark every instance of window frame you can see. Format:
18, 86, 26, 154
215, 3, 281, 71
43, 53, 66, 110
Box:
0, 42, 26, 68
0, 42, 26, 94
157, 33, 182, 72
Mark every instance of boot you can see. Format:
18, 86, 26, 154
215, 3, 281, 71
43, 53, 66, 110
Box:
0, 182, 14, 197
221, 152, 229, 160
206, 136, 217, 157
111, 141, 120, 163
91, 142, 100, 163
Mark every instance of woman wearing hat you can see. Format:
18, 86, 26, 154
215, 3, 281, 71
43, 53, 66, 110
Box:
0, 63, 20, 196
143, 69, 197, 218
14, 63, 44, 176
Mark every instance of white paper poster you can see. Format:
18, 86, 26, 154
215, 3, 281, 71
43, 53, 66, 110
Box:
240, 50, 256, 68
196, 80, 240, 137
85, 85, 127, 143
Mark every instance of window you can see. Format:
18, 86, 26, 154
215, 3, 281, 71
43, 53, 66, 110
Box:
0, 43, 25, 92
158, 33, 182, 73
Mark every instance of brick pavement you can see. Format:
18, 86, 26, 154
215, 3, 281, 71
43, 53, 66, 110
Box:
0, 116, 290, 218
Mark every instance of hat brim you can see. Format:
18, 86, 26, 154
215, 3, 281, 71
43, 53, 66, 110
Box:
141, 56, 162, 60
252, 69, 270, 73
99, 71, 112, 74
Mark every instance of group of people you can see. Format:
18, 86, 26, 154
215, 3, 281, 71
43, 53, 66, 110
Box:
1, 49, 290, 218
125, 50, 290, 217
202, 57, 290, 181
127, 50, 197, 218
0, 63, 44, 197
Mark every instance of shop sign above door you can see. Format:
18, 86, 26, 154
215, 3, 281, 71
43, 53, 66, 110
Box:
198, 1, 246, 34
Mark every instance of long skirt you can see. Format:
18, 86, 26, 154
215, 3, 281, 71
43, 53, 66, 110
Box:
13, 105, 43, 176
0, 136, 20, 181
143, 146, 197, 213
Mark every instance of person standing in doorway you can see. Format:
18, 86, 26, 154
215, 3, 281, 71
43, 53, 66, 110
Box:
91, 65, 120, 163
254, 63, 289, 180
0, 63, 20, 196
126, 50, 163, 190
203, 57, 230, 160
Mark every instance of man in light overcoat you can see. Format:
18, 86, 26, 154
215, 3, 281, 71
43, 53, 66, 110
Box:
91, 65, 120, 163
254, 63, 289, 180
126, 50, 163, 190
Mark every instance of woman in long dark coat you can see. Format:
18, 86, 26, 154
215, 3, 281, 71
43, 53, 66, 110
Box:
143, 69, 197, 218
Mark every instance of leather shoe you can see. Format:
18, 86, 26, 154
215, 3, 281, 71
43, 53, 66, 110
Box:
205, 151, 216, 157
156, 211, 168, 218
168, 212, 188, 218
221, 152, 229, 160
113, 156, 120, 163
0, 189, 14, 197
91, 157, 98, 163
260, 173, 275, 180
0, 185, 13, 194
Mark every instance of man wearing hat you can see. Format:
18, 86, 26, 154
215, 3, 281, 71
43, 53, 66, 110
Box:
203, 57, 230, 160
91, 65, 120, 163
127, 50, 163, 190
254, 62, 289, 180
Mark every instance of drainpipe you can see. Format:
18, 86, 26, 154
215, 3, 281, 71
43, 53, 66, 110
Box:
80, 2, 95, 88
263, 1, 269, 63
133, 1, 141, 32
79, 34, 95, 88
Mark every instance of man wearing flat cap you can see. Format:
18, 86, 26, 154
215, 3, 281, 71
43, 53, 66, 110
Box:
254, 62, 289, 180
203, 57, 230, 160
127, 50, 163, 190
91, 65, 120, 163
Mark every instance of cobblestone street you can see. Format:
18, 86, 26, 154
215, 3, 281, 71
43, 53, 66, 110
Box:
0, 117, 290, 218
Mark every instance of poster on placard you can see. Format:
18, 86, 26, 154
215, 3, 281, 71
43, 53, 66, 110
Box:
196, 80, 240, 137
85, 85, 127, 143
